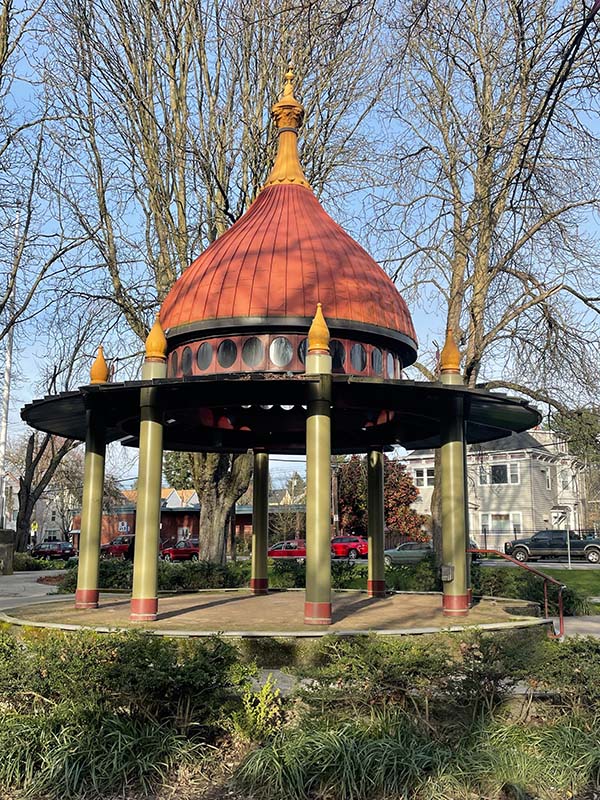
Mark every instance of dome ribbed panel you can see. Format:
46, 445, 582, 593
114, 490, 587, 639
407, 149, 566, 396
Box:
160, 184, 416, 342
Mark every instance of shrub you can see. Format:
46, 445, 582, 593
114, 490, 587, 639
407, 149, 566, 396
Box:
385, 555, 441, 592
269, 559, 306, 588
471, 565, 590, 616
230, 675, 284, 742
58, 558, 250, 594
0, 627, 246, 725
528, 636, 600, 708
13, 552, 65, 571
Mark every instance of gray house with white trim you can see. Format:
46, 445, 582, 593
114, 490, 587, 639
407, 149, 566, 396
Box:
405, 431, 585, 550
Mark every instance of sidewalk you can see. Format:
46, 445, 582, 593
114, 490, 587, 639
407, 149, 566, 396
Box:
0, 570, 63, 610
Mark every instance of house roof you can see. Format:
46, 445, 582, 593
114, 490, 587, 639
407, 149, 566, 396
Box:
407, 430, 549, 459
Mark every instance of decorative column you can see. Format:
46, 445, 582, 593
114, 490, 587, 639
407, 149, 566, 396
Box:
367, 447, 386, 597
131, 317, 167, 622
304, 304, 332, 625
251, 450, 269, 594
439, 329, 469, 616
75, 346, 109, 609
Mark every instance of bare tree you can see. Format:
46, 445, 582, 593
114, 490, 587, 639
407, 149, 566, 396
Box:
40, 0, 388, 562
375, 0, 600, 553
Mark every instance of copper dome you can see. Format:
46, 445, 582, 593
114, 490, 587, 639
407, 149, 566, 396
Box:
160, 73, 417, 378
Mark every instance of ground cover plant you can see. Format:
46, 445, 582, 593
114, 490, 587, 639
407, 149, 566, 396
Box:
1, 626, 600, 798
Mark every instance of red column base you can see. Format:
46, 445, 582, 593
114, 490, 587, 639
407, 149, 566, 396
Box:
443, 593, 469, 616
304, 600, 332, 625
367, 579, 386, 598
130, 597, 158, 622
250, 577, 268, 595
75, 588, 99, 609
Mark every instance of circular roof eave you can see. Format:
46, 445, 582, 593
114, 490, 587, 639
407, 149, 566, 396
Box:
21, 375, 541, 455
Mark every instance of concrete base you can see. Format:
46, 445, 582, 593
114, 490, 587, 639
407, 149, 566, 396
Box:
130, 597, 158, 622
304, 600, 332, 625
75, 588, 99, 609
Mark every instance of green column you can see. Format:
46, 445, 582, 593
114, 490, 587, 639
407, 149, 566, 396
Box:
75, 409, 106, 609
251, 451, 269, 594
304, 362, 332, 625
131, 360, 165, 622
367, 448, 386, 597
440, 377, 469, 616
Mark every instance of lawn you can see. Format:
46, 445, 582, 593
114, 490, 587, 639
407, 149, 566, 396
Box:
531, 566, 600, 598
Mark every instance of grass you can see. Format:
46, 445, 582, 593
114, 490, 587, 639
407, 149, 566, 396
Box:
534, 566, 600, 597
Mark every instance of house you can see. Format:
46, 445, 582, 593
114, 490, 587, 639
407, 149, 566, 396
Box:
404, 430, 585, 550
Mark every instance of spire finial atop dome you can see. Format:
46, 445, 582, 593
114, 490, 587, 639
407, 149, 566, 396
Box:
263, 68, 311, 191
145, 314, 167, 361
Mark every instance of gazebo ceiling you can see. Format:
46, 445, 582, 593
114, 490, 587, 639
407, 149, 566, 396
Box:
21, 374, 541, 455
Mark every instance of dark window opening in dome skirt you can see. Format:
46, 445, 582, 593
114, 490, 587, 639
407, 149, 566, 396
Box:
372, 347, 382, 375
181, 346, 193, 376
270, 337, 293, 367
242, 337, 265, 368
217, 339, 237, 368
197, 342, 213, 371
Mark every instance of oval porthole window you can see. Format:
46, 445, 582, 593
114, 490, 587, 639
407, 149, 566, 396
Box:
170, 350, 179, 377
196, 342, 212, 371
181, 346, 193, 376
387, 352, 395, 379
350, 343, 366, 372
270, 336, 293, 367
330, 340, 346, 372
217, 339, 237, 368
242, 337, 264, 368
371, 347, 383, 375
297, 338, 308, 364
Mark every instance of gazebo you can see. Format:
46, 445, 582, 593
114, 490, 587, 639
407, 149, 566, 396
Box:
22, 73, 540, 625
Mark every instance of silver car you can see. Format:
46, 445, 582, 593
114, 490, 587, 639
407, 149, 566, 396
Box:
383, 541, 433, 567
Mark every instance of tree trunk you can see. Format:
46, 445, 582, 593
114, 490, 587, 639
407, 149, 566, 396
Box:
198, 500, 230, 564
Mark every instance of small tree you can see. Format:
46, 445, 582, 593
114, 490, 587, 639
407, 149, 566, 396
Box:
337, 455, 426, 538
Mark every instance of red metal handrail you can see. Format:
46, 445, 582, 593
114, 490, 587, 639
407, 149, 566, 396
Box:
468, 548, 565, 638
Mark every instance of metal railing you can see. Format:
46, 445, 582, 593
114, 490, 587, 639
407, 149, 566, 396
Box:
469, 548, 565, 638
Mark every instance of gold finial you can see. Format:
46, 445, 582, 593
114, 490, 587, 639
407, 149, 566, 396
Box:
440, 328, 461, 373
263, 68, 311, 191
145, 314, 168, 361
90, 345, 109, 384
308, 303, 330, 353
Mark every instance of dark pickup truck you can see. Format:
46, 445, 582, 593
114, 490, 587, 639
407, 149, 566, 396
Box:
504, 530, 600, 563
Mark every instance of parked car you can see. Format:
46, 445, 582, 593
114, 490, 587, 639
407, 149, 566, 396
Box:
267, 539, 306, 562
160, 539, 200, 562
384, 541, 432, 567
31, 541, 77, 560
504, 529, 600, 563
100, 534, 134, 559
330, 535, 368, 559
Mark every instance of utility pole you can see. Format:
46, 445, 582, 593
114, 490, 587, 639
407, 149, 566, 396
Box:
0, 205, 20, 529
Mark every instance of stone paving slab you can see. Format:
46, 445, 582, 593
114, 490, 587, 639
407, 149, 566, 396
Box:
0, 589, 546, 637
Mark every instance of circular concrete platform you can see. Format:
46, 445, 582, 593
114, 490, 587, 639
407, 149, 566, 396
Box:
0, 590, 548, 637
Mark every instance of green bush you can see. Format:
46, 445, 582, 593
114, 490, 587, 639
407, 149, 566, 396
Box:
269, 559, 306, 588
385, 555, 441, 592
58, 558, 250, 593
13, 552, 67, 571
528, 636, 600, 708
0, 627, 246, 724
471, 565, 590, 616
230, 675, 284, 742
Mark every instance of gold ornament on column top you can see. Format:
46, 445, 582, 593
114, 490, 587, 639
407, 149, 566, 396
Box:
308, 303, 330, 353
440, 328, 461, 374
145, 315, 167, 361
90, 346, 109, 384
263, 68, 311, 190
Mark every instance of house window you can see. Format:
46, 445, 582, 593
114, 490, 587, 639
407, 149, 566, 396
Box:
414, 468, 435, 487
480, 512, 522, 535
50, 510, 57, 522
545, 469, 551, 491
479, 462, 519, 485
560, 469, 570, 491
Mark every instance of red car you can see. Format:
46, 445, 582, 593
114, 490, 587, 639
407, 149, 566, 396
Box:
160, 539, 200, 562
267, 539, 306, 562
330, 535, 368, 559
31, 541, 77, 560
100, 534, 134, 559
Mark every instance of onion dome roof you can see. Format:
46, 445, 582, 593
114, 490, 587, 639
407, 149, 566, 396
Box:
160, 71, 417, 365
